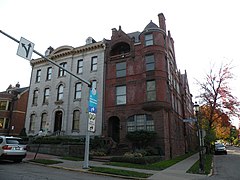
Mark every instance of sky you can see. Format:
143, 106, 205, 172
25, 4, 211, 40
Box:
0, 0, 239, 128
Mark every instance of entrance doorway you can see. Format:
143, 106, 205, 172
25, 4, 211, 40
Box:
54, 111, 62, 132
108, 116, 120, 143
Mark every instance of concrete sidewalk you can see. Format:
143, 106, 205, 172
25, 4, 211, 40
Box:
24, 152, 208, 179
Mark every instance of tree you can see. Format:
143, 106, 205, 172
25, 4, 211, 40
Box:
196, 62, 240, 152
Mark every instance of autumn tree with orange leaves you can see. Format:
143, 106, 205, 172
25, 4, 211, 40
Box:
196, 62, 240, 152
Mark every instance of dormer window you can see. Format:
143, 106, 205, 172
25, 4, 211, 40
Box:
145, 34, 153, 46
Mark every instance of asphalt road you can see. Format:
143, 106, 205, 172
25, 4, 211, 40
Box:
0, 161, 123, 180
206, 146, 240, 180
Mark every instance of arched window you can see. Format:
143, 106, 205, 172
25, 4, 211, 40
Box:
74, 83, 82, 99
32, 90, 38, 105
110, 42, 130, 56
72, 110, 80, 131
43, 88, 50, 104
127, 114, 154, 132
29, 114, 36, 132
57, 84, 64, 101
40, 113, 47, 130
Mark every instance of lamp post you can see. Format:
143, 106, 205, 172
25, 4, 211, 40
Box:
194, 102, 204, 173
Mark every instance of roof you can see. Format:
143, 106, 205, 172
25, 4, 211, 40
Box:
127, 31, 141, 42
143, 20, 159, 31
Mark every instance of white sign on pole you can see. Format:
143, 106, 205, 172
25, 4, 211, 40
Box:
88, 112, 96, 132
183, 118, 197, 123
17, 37, 34, 60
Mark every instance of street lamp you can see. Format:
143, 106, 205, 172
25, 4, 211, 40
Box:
194, 102, 204, 173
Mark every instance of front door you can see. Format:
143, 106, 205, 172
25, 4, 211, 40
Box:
108, 116, 120, 143
54, 111, 62, 132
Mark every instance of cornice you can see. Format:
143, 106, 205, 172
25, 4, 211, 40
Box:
30, 42, 105, 66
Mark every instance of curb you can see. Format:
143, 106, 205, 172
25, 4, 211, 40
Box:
24, 160, 147, 179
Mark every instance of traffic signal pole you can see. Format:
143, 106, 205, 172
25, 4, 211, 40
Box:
0, 30, 91, 87
0, 30, 92, 168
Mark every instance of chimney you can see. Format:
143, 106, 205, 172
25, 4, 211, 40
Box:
158, 13, 166, 32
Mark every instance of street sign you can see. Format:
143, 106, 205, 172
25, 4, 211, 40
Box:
88, 112, 96, 132
88, 88, 97, 113
183, 118, 197, 123
17, 37, 34, 60
88, 88, 98, 132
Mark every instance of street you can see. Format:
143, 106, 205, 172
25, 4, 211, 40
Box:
0, 161, 123, 180
206, 146, 240, 180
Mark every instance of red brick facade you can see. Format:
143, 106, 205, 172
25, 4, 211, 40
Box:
103, 13, 197, 159
0, 85, 29, 136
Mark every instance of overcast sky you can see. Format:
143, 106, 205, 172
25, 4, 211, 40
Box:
0, 0, 239, 127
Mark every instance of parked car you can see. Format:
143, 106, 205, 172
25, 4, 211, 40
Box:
215, 143, 227, 155
0, 136, 27, 162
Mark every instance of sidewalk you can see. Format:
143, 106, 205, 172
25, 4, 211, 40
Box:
24, 152, 208, 180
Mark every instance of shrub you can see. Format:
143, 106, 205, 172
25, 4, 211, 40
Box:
126, 130, 157, 149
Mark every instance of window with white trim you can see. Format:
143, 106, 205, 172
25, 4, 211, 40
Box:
116, 62, 126, 77
127, 114, 154, 132
145, 54, 155, 71
46, 67, 52, 80
74, 82, 82, 99
145, 34, 153, 46
29, 114, 36, 131
59, 62, 67, 77
72, 110, 80, 131
57, 84, 64, 101
32, 90, 38, 105
147, 80, 156, 101
116, 85, 126, 105
43, 88, 50, 104
91, 56, 97, 71
77, 59, 83, 74
36, 69, 41, 83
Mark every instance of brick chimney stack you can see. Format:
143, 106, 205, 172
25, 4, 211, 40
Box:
158, 13, 166, 32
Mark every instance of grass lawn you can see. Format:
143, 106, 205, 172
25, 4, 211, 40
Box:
187, 154, 213, 175
29, 159, 63, 165
89, 166, 152, 178
106, 152, 195, 171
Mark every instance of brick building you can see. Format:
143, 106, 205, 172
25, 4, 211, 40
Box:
0, 83, 29, 136
103, 13, 196, 159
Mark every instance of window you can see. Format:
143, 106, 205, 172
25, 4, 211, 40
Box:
36, 69, 41, 83
145, 54, 155, 71
116, 62, 126, 77
57, 84, 64, 101
0, 118, 8, 129
91, 56, 97, 71
0, 101, 7, 110
74, 82, 82, 99
72, 110, 80, 131
77, 59, 83, 74
147, 80, 156, 101
40, 113, 47, 130
43, 88, 50, 104
127, 114, 154, 132
145, 34, 153, 46
116, 85, 126, 105
46, 67, 52, 80
59, 62, 67, 77
29, 114, 36, 131
32, 90, 38, 105
0, 118, 4, 129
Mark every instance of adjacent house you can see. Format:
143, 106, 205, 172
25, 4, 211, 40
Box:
24, 38, 106, 137
103, 13, 196, 158
0, 83, 29, 136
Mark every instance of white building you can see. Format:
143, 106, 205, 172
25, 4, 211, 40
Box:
25, 38, 106, 137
